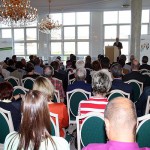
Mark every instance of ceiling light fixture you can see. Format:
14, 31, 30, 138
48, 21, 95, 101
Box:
0, 0, 38, 27
38, 0, 61, 34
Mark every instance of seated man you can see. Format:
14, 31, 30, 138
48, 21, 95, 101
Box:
43, 65, 65, 102
139, 56, 150, 70
78, 70, 112, 116
83, 97, 150, 150
110, 63, 133, 101
67, 68, 92, 93
123, 59, 150, 87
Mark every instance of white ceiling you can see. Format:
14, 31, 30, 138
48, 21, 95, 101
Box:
30, 0, 150, 14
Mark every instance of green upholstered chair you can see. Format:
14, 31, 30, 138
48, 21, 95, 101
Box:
125, 80, 143, 103
53, 89, 60, 103
13, 86, 29, 96
107, 89, 130, 101
67, 89, 91, 124
5, 76, 19, 87
0, 108, 14, 149
21, 77, 35, 90
137, 114, 150, 148
50, 112, 59, 137
76, 112, 106, 150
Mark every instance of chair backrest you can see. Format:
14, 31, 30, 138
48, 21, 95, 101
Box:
13, 86, 29, 96
107, 89, 130, 101
136, 114, 150, 148
53, 89, 60, 103
76, 112, 106, 150
142, 72, 150, 77
67, 89, 91, 124
125, 80, 143, 103
21, 77, 35, 90
50, 112, 60, 137
145, 96, 150, 115
0, 108, 14, 148
68, 72, 75, 85
140, 69, 150, 74
5, 76, 19, 87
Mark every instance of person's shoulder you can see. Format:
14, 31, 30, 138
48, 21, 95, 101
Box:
51, 136, 69, 149
82, 143, 106, 150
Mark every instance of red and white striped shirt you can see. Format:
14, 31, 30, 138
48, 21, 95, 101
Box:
78, 97, 108, 116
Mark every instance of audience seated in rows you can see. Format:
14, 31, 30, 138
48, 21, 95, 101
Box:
4, 90, 69, 150
51, 61, 67, 92
10, 61, 26, 82
126, 54, 135, 66
67, 68, 92, 93
136, 86, 150, 117
6, 59, 16, 73
85, 55, 92, 69
34, 57, 43, 75
23, 62, 39, 79
33, 76, 69, 137
0, 82, 21, 131
0, 65, 4, 83
119, 54, 131, 73
110, 63, 133, 101
140, 56, 150, 70
43, 65, 65, 102
78, 70, 112, 116
83, 97, 150, 150
91, 60, 101, 77
123, 59, 150, 87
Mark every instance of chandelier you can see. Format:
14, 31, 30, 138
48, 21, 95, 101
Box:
0, 0, 38, 27
38, 0, 61, 34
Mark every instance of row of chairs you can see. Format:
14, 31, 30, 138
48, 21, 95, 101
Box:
13, 85, 60, 103
76, 112, 150, 150
5, 76, 35, 90
0, 108, 59, 149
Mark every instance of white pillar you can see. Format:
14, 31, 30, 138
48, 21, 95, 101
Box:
130, 0, 142, 59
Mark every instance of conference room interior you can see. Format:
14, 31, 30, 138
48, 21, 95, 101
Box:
1, 0, 150, 150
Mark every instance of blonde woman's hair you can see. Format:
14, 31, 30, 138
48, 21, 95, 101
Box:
33, 76, 54, 101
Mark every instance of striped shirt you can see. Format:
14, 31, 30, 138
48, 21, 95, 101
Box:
78, 97, 108, 116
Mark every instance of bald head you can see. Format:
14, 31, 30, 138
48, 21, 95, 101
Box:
131, 59, 140, 71
104, 97, 137, 133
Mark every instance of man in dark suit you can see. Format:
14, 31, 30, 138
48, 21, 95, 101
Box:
113, 37, 123, 56
123, 59, 150, 87
139, 56, 150, 70
110, 63, 133, 101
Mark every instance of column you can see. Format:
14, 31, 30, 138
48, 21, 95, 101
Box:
130, 0, 142, 59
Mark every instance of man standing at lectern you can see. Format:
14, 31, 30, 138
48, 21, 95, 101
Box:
113, 37, 123, 56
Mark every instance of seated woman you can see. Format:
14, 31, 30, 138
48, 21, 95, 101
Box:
0, 81, 22, 131
23, 62, 39, 79
33, 76, 69, 137
78, 70, 112, 116
4, 90, 69, 150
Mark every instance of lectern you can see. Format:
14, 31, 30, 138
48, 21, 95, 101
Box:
105, 46, 120, 63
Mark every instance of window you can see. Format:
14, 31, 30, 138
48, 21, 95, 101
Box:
51, 42, 62, 55
2, 29, 12, 38
64, 42, 75, 55
50, 12, 90, 57
103, 11, 118, 24
104, 26, 117, 39
119, 25, 131, 39
14, 29, 24, 41
103, 10, 150, 57
142, 10, 149, 23
119, 11, 131, 24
